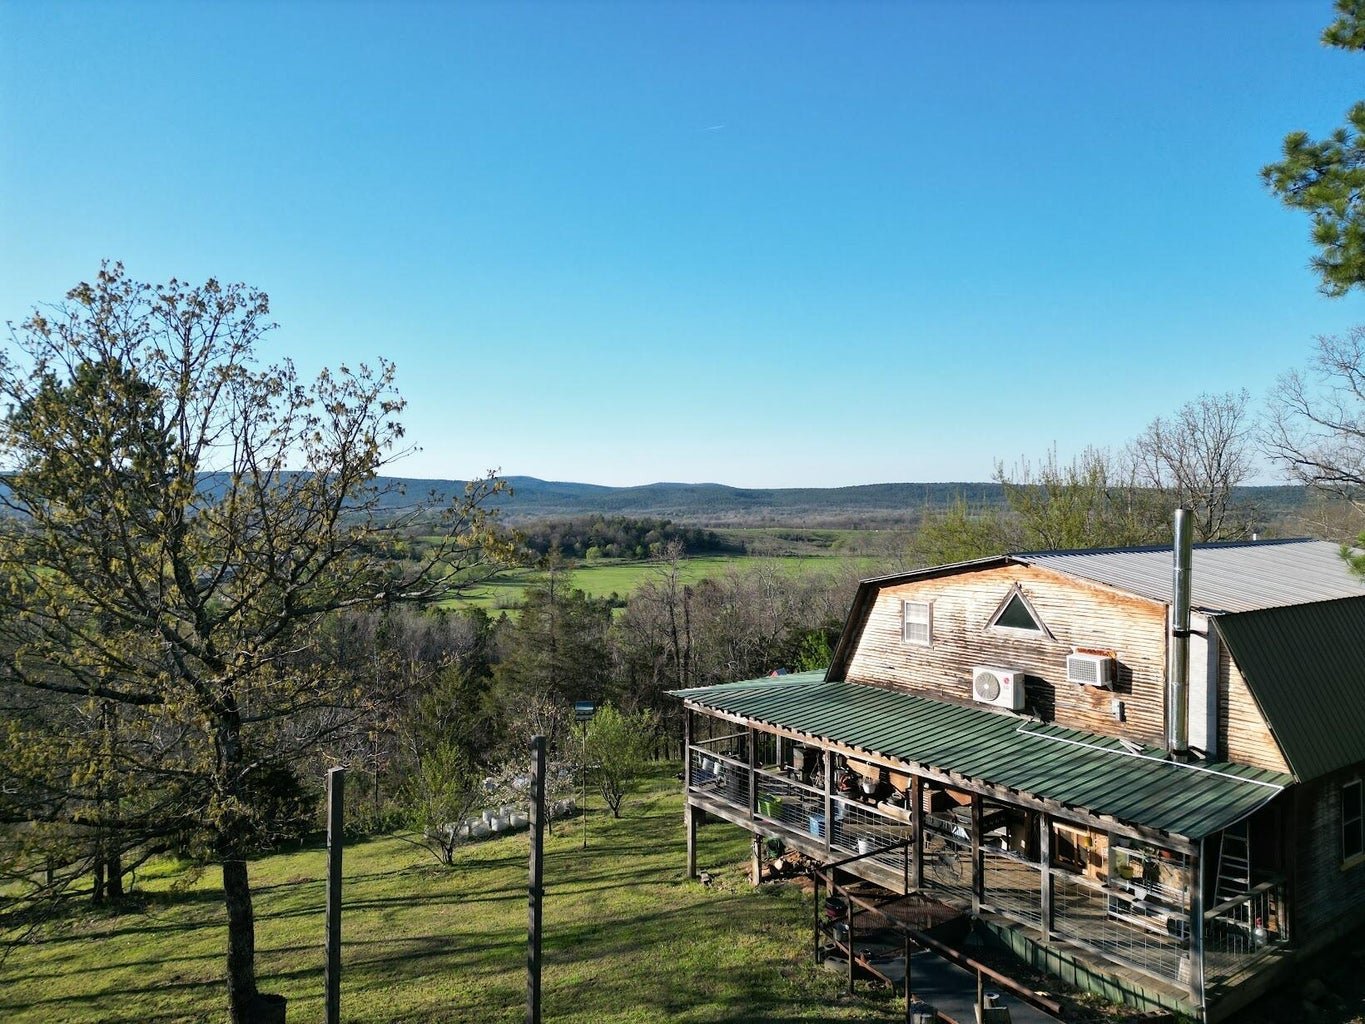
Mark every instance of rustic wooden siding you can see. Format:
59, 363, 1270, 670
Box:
844, 564, 1170, 743
1217, 646, 1291, 774
1293, 773, 1365, 941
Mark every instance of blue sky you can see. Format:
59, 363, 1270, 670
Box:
2, 1, 1361, 487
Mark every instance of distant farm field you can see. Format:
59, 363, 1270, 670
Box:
0, 766, 908, 1024
442, 552, 876, 612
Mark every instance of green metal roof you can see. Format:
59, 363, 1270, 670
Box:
674, 676, 1290, 841
1215, 596, 1365, 781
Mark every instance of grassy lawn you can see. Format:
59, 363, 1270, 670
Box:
444, 554, 852, 612
0, 765, 904, 1024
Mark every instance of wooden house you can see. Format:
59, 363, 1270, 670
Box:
674, 532, 1365, 1021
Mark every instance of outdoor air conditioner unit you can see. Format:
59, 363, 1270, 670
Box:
1067, 652, 1116, 688
971, 666, 1026, 710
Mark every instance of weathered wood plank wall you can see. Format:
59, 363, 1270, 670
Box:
846, 564, 1170, 742
844, 563, 1289, 776
1216, 648, 1291, 773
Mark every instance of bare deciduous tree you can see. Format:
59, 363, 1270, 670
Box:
1265, 327, 1365, 514
1129, 390, 1255, 541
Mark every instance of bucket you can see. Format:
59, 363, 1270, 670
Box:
857, 838, 875, 856
758, 794, 783, 817
807, 813, 825, 838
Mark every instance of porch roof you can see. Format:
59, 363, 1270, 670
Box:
674, 675, 1291, 841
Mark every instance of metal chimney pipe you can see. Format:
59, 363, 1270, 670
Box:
1166, 507, 1193, 758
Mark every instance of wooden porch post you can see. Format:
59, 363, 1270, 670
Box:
682, 709, 692, 793
910, 774, 923, 892
1190, 837, 1206, 1006
971, 793, 983, 916
748, 728, 760, 886
823, 748, 834, 858
1040, 813, 1053, 941
748, 727, 758, 822
813, 871, 822, 962
846, 897, 855, 995
683, 710, 697, 880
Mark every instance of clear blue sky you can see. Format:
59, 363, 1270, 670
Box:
2, 1, 1361, 487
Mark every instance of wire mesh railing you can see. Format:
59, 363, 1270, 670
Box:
830, 795, 913, 877
1051, 871, 1187, 983
921, 814, 972, 907
982, 847, 1043, 927
1203, 879, 1288, 984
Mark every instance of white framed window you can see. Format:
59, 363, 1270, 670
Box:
1344, 778, 1364, 865
902, 600, 932, 646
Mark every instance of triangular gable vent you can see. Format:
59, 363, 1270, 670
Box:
987, 586, 1053, 639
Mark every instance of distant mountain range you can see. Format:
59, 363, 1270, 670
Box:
377, 476, 1311, 526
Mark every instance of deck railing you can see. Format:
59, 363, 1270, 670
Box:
1203, 878, 1288, 984
685, 731, 1283, 998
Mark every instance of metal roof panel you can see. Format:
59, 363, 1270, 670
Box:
676, 677, 1290, 839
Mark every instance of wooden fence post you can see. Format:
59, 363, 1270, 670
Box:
324, 766, 345, 1024
528, 735, 547, 1024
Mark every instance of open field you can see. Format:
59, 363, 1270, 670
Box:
443, 553, 874, 612
0, 766, 907, 1024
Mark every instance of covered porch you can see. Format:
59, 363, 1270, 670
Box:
677, 673, 1294, 1021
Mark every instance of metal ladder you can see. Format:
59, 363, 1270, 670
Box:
1214, 821, 1252, 925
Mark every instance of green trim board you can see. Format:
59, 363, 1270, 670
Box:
673, 675, 1291, 841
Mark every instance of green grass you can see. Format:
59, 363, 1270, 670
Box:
444, 554, 852, 612
0, 766, 905, 1024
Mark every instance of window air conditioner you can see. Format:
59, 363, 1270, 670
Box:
1067, 652, 1115, 688
971, 666, 1026, 710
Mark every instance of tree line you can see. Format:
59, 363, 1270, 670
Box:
513, 515, 743, 561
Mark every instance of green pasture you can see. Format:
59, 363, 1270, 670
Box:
0, 766, 907, 1024
444, 554, 857, 612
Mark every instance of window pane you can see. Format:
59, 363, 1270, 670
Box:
1344, 781, 1361, 823
903, 602, 930, 645
1346, 821, 1364, 861
995, 594, 1041, 631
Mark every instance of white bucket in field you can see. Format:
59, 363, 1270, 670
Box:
471, 821, 490, 837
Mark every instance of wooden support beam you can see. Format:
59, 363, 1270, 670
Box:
682, 709, 692, 793
685, 803, 697, 880
748, 727, 758, 823
1040, 812, 1053, 941
1189, 836, 1206, 1006
910, 774, 923, 892
846, 897, 855, 995
971, 793, 983, 916
823, 749, 833, 857
813, 871, 822, 964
